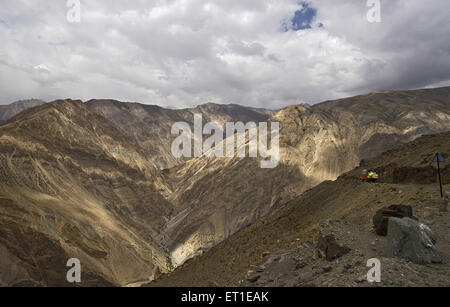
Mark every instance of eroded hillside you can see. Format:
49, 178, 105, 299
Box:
150, 131, 450, 287
0, 100, 173, 286
0, 99, 46, 123
161, 87, 450, 267
0, 87, 449, 286
87, 100, 275, 170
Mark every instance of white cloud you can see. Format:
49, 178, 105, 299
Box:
0, 0, 449, 107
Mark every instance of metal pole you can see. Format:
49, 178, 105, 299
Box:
437, 154, 443, 199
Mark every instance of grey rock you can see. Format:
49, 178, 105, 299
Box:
355, 276, 366, 283
386, 217, 441, 264
296, 261, 306, 269
316, 234, 351, 261
322, 265, 332, 273
247, 275, 260, 283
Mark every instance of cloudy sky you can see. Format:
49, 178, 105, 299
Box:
1, 0, 449, 108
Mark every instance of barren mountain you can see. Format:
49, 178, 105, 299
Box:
0, 99, 46, 123
0, 99, 174, 286
0, 87, 449, 287
151, 131, 450, 287
161, 87, 450, 267
86, 100, 275, 170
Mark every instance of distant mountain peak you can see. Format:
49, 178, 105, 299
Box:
0, 99, 46, 122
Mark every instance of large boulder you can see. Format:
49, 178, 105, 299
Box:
373, 205, 414, 236
317, 234, 351, 261
386, 217, 441, 265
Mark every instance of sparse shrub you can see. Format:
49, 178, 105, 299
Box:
161, 168, 170, 175
166, 256, 174, 272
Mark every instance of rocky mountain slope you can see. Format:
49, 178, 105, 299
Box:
0, 100, 174, 286
86, 100, 275, 170
160, 87, 450, 267
0, 99, 46, 123
0, 87, 449, 286
150, 131, 450, 287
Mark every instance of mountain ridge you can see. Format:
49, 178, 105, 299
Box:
0, 87, 449, 286
0, 99, 174, 286
150, 131, 450, 287
159, 86, 450, 266
0, 99, 46, 124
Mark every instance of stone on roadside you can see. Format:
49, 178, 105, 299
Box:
386, 217, 441, 265
261, 251, 271, 259
373, 205, 414, 236
247, 274, 260, 283
355, 276, 366, 283
316, 234, 351, 261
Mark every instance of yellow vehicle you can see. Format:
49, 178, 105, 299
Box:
360, 169, 379, 182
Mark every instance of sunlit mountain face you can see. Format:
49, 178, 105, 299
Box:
0, 0, 449, 291
0, 86, 449, 286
